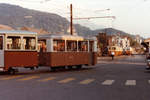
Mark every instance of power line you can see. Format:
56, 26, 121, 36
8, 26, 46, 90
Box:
73, 16, 116, 20
18, 0, 51, 3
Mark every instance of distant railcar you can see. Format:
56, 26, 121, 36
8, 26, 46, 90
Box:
108, 46, 123, 56
125, 47, 132, 55
38, 34, 97, 70
0, 30, 38, 73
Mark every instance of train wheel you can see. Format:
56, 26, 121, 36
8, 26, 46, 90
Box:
30, 67, 35, 70
61, 66, 66, 70
51, 67, 56, 72
8, 68, 18, 75
76, 65, 82, 69
67, 66, 73, 70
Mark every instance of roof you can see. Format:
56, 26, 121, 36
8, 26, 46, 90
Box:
20, 27, 49, 35
0, 24, 14, 30
0, 30, 37, 35
38, 34, 97, 41
144, 38, 150, 43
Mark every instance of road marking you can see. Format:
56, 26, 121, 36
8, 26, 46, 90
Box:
18, 76, 40, 81
79, 79, 95, 85
58, 78, 75, 83
125, 80, 136, 86
148, 80, 150, 84
102, 80, 114, 85
0, 75, 23, 80
38, 77, 56, 82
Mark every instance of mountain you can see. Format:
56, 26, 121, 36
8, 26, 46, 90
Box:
93, 28, 130, 36
0, 24, 14, 30
0, 3, 69, 34
0, 3, 134, 37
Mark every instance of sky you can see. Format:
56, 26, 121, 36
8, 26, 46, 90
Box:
0, 0, 150, 38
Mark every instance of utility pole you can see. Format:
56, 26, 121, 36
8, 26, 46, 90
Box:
70, 4, 73, 35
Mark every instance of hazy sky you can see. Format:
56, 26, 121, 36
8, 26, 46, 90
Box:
0, 0, 150, 38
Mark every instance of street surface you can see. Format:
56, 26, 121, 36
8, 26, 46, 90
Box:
0, 55, 150, 100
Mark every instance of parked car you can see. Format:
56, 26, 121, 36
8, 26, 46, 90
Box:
146, 55, 150, 70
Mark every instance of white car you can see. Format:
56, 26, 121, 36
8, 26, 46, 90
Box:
146, 59, 150, 70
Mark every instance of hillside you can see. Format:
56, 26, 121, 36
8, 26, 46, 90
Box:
0, 3, 69, 34
93, 28, 130, 36
0, 3, 131, 37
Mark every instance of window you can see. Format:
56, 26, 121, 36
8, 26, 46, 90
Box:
112, 47, 116, 50
67, 40, 77, 51
89, 41, 94, 52
23, 37, 36, 50
38, 40, 46, 52
53, 40, 65, 52
0, 36, 3, 50
7, 36, 21, 49
78, 41, 88, 51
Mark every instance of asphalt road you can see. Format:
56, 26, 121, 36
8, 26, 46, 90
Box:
0, 55, 150, 100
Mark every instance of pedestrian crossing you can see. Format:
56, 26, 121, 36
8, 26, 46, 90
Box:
79, 79, 95, 85
58, 77, 75, 84
125, 80, 136, 86
18, 76, 40, 81
0, 75, 150, 86
0, 75, 24, 80
102, 80, 114, 85
38, 77, 56, 82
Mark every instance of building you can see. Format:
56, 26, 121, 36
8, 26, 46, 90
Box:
108, 35, 122, 47
135, 35, 142, 44
97, 33, 108, 56
121, 37, 130, 50
97, 33, 133, 55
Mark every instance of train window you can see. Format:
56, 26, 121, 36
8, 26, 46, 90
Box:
78, 41, 88, 51
23, 37, 36, 50
89, 41, 94, 52
7, 36, 21, 49
67, 40, 77, 51
112, 47, 116, 50
38, 40, 46, 52
0, 36, 3, 50
53, 40, 65, 52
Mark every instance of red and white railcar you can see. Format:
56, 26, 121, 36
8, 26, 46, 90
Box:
38, 34, 97, 70
0, 30, 38, 73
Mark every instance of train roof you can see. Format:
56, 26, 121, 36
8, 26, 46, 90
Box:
38, 34, 97, 41
0, 30, 37, 35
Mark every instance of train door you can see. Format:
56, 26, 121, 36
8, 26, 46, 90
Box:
89, 41, 94, 65
0, 35, 4, 67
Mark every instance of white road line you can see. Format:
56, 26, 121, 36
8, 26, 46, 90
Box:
58, 78, 75, 83
79, 79, 95, 85
18, 76, 40, 81
102, 80, 114, 85
148, 80, 150, 84
125, 80, 136, 86
0, 75, 24, 80
38, 77, 56, 82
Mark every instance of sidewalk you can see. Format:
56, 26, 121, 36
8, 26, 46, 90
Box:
97, 55, 128, 60
97, 55, 146, 65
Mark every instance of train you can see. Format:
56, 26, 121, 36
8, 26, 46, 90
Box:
123, 47, 132, 55
0, 30, 97, 74
108, 46, 123, 56
107, 46, 132, 56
